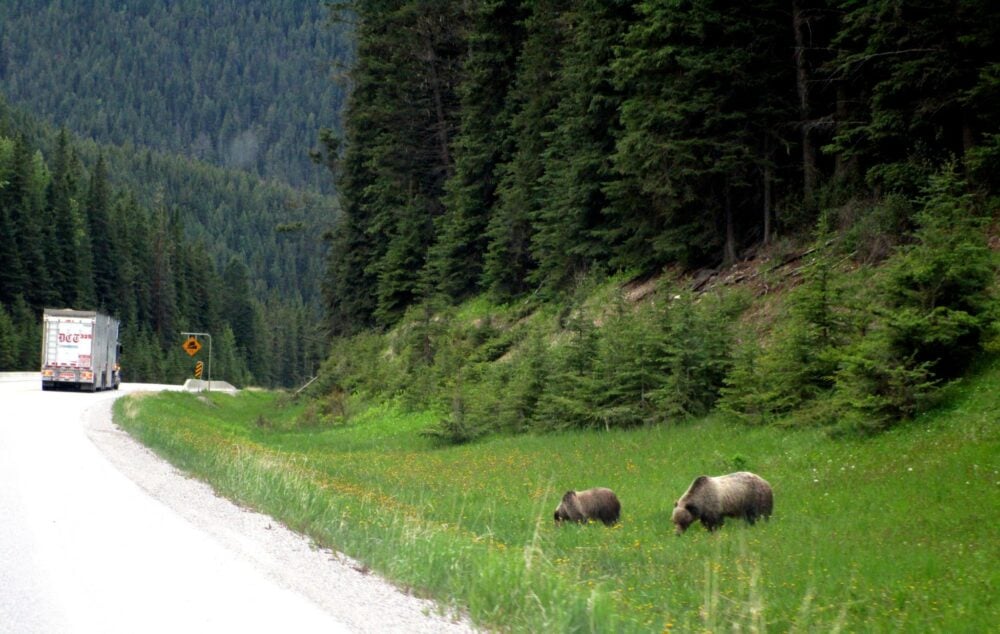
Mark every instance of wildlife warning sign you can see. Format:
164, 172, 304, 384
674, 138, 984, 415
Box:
183, 336, 202, 357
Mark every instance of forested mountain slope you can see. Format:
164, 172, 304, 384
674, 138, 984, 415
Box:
315, 1, 999, 438
0, 96, 329, 388
0, 0, 348, 192
323, 0, 1000, 334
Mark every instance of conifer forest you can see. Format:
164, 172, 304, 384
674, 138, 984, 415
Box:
1, 0, 998, 413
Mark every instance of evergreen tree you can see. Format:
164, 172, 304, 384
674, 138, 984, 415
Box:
829, 0, 1000, 189
325, 1, 466, 329
653, 292, 741, 421
0, 168, 25, 306
532, 311, 601, 430
214, 324, 252, 388
482, 0, 569, 300
84, 153, 120, 311
1, 135, 52, 308
0, 0, 348, 192
374, 198, 435, 325
221, 256, 257, 367
0, 303, 16, 369
590, 295, 663, 428
8, 295, 38, 368
720, 254, 853, 422
530, 0, 635, 293
426, 0, 524, 301
148, 196, 178, 344
46, 128, 81, 305
611, 0, 796, 269
877, 166, 996, 378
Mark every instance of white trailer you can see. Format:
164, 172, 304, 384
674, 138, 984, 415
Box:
40, 309, 121, 392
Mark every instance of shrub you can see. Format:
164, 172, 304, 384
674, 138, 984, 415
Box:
720, 253, 853, 424
833, 164, 998, 430
653, 290, 744, 422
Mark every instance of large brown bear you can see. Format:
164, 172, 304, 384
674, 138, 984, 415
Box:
554, 487, 621, 526
671, 472, 772, 535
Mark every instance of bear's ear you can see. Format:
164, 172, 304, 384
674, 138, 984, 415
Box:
685, 503, 699, 516
562, 491, 577, 503
689, 476, 710, 493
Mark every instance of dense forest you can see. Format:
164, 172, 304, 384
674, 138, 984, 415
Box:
315, 0, 998, 438
324, 0, 1000, 333
0, 0, 348, 192
0, 0, 348, 387
0, 96, 328, 388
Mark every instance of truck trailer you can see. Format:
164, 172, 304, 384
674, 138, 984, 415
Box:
40, 308, 122, 392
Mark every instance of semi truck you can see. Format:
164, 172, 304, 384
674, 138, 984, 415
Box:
40, 308, 122, 392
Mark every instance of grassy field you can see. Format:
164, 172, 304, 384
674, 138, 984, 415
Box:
115, 360, 999, 632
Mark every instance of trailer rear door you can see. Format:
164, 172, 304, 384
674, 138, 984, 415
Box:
44, 317, 95, 369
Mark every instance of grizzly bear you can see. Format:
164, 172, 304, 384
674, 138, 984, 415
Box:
553, 487, 621, 526
671, 472, 772, 535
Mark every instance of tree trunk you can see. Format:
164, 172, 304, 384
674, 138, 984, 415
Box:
425, 52, 452, 177
724, 181, 737, 266
792, 0, 817, 200
962, 116, 975, 156
833, 85, 856, 186
763, 161, 773, 246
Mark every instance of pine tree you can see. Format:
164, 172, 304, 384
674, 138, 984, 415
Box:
482, 0, 569, 300
221, 256, 257, 361
590, 295, 664, 428
653, 292, 740, 421
46, 128, 81, 305
611, 0, 795, 269
532, 310, 601, 430
325, 0, 465, 331
148, 196, 178, 343
374, 198, 434, 325
1, 135, 52, 308
425, 0, 524, 301
530, 0, 634, 293
0, 303, 16, 369
84, 153, 120, 312
829, 0, 1000, 190
0, 174, 25, 306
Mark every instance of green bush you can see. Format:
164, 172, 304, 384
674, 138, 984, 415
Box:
720, 253, 854, 424
652, 290, 744, 422
832, 165, 998, 430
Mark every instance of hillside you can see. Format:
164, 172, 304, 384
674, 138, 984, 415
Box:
0, 0, 348, 192
0, 96, 330, 387
322, 1, 1000, 336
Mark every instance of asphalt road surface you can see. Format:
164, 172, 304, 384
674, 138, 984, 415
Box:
0, 374, 472, 633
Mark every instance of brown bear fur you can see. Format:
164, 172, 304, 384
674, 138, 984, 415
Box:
671, 472, 773, 535
553, 487, 621, 526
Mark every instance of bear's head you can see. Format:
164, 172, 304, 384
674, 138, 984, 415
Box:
671, 501, 699, 535
554, 490, 579, 523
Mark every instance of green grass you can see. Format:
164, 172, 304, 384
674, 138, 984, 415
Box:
115, 360, 1000, 632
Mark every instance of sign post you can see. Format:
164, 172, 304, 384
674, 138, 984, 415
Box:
180, 332, 212, 391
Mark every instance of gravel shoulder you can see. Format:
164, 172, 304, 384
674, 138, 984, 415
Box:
85, 388, 475, 633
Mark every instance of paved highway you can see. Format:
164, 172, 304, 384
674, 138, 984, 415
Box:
0, 374, 471, 633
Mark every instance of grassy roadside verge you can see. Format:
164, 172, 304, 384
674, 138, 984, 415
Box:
114, 362, 1000, 632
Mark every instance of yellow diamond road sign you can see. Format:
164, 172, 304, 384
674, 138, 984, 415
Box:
183, 336, 202, 357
